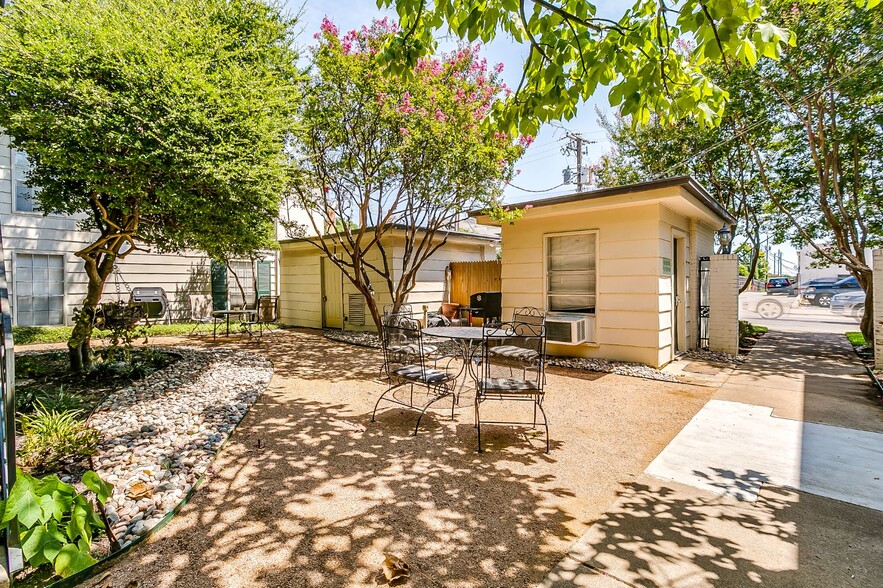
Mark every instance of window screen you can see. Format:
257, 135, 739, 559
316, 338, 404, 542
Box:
546, 232, 596, 313
227, 260, 255, 308
14, 151, 39, 213
16, 254, 64, 326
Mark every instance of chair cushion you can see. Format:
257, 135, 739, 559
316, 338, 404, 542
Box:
392, 365, 452, 384
388, 343, 437, 355
488, 345, 539, 362
479, 377, 540, 392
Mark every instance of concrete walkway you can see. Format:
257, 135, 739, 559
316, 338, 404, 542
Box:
544, 331, 883, 587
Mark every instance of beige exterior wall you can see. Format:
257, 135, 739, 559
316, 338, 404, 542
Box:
500, 200, 663, 365
0, 135, 277, 325
278, 235, 495, 331
493, 186, 722, 367
873, 249, 883, 370
708, 254, 739, 355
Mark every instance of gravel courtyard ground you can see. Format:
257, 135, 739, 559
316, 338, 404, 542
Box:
84, 329, 715, 588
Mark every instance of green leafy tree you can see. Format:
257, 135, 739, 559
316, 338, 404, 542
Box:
380, 0, 795, 134
595, 90, 771, 293
0, 0, 301, 371
730, 0, 882, 343
285, 19, 524, 331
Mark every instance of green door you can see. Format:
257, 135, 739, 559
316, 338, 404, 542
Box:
210, 260, 228, 310
256, 260, 272, 298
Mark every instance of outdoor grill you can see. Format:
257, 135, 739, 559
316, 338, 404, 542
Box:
130, 287, 169, 320
469, 291, 502, 325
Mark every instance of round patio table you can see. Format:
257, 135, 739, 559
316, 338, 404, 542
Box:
422, 326, 507, 389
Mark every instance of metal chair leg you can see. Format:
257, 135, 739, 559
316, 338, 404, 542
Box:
535, 398, 550, 454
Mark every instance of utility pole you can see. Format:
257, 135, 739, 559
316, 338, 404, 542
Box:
561, 132, 595, 192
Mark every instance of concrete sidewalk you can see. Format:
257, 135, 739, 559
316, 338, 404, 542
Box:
544, 331, 883, 587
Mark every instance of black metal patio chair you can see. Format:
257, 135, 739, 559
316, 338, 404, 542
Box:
476, 320, 549, 453
372, 314, 457, 435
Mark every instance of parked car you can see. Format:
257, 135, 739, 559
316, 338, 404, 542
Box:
829, 291, 866, 320
765, 277, 796, 296
801, 276, 861, 307
798, 277, 839, 294
743, 296, 787, 319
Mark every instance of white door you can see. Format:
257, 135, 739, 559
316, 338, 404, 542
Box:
322, 257, 343, 329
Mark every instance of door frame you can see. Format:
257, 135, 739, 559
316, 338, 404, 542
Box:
671, 230, 688, 359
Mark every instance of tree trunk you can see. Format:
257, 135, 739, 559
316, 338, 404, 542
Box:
856, 268, 874, 348
68, 270, 109, 372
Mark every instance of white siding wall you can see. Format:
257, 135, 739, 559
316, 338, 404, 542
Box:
0, 135, 275, 325
279, 236, 496, 331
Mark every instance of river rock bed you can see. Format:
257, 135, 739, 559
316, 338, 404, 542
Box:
325, 329, 678, 382
88, 348, 272, 547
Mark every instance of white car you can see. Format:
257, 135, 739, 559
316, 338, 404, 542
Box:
829, 291, 865, 320
742, 295, 787, 319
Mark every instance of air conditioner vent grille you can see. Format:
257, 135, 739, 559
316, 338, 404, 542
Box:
347, 294, 365, 326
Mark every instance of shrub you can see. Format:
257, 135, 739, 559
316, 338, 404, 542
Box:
0, 468, 112, 578
17, 385, 81, 414
18, 404, 100, 475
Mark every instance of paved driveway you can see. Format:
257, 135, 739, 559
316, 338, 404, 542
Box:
545, 330, 883, 587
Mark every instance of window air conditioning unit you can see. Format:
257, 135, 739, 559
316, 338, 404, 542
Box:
545, 312, 592, 345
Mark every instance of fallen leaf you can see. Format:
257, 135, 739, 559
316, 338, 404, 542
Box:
126, 482, 153, 500
382, 553, 411, 585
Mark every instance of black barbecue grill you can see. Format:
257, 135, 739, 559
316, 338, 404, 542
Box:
130, 287, 169, 322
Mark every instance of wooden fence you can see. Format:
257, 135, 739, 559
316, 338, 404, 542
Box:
449, 260, 501, 306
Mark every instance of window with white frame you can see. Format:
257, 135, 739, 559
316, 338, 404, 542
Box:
16, 253, 65, 326
546, 231, 597, 313
227, 260, 255, 308
14, 150, 39, 213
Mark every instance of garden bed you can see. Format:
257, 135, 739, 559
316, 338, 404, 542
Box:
844, 332, 883, 403
12, 347, 273, 585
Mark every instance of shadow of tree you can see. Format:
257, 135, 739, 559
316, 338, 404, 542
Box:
85, 329, 719, 588
552, 474, 883, 587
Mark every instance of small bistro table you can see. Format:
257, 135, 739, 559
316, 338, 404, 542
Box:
211, 309, 257, 339
422, 326, 507, 390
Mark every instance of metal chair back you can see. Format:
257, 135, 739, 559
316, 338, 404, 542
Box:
382, 303, 414, 318
513, 306, 546, 326
189, 294, 213, 321
480, 321, 546, 391
380, 313, 427, 374
256, 295, 279, 323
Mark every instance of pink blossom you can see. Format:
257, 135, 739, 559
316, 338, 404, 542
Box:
376, 92, 388, 105
399, 128, 410, 135
398, 91, 415, 114
519, 135, 535, 148
320, 17, 338, 37
493, 62, 504, 74
434, 109, 447, 121
523, 204, 534, 210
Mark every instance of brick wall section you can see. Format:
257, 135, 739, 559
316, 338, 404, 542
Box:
874, 249, 883, 369
709, 254, 739, 355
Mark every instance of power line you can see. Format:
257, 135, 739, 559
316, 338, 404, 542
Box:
506, 181, 568, 193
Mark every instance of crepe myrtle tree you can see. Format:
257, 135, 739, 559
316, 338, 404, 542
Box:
0, 0, 300, 371
734, 0, 883, 345
379, 0, 796, 135
284, 18, 527, 332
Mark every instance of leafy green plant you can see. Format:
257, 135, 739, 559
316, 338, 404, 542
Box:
17, 385, 81, 414
846, 332, 867, 347
738, 320, 769, 346
0, 468, 112, 578
18, 404, 100, 475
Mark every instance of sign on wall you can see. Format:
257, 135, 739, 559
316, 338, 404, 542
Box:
661, 257, 673, 276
